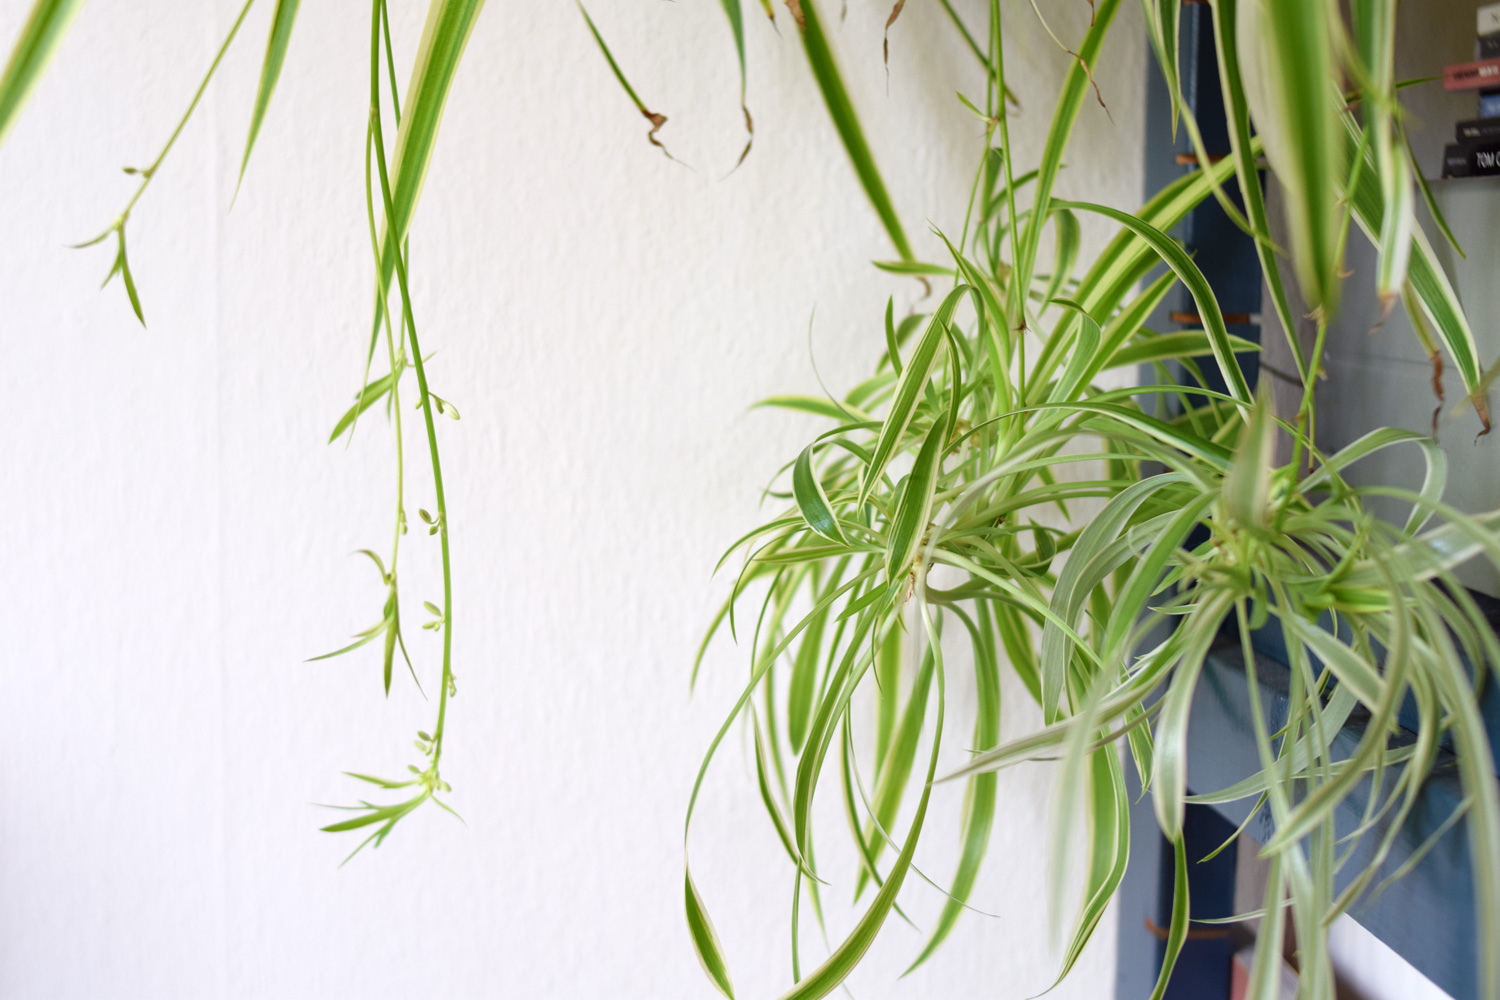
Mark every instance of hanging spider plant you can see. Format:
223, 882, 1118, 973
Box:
1, 0, 483, 860
679, 2, 1500, 999
2, 0, 1498, 997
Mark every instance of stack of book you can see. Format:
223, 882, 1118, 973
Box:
1443, 3, 1500, 177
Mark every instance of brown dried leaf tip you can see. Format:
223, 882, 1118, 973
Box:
641, 108, 680, 163
1429, 350, 1444, 438
1076, 50, 1111, 120
1374, 291, 1398, 330
785, 0, 806, 32
577, 3, 685, 165
884, 0, 907, 72
728, 104, 755, 175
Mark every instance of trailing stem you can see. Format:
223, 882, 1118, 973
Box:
367, 0, 456, 788
74, 0, 258, 323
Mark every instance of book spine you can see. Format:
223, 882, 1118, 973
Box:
1482, 2, 1500, 36
1483, 92, 1500, 118
1481, 33, 1500, 60
1445, 58, 1500, 91
1442, 143, 1500, 178
1457, 117, 1500, 142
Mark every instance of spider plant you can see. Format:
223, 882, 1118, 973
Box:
680, 2, 1500, 999
1, 0, 482, 860
2, 0, 1498, 997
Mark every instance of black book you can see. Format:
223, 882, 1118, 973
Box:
1481, 33, 1500, 60
1457, 117, 1500, 142
1442, 142, 1500, 178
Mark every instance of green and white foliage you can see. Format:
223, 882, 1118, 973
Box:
2, 0, 1498, 996
683, 2, 1500, 998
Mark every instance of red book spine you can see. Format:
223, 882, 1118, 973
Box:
1445, 58, 1500, 90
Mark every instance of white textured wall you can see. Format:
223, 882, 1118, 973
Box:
0, 2, 1143, 997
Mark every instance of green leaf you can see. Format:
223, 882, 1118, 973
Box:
788, 571, 837, 752
793, 445, 847, 544
577, 3, 677, 162
685, 569, 879, 870
1069, 401, 1234, 470
1407, 132, 1462, 257
859, 286, 967, 505
1039, 474, 1186, 721
115, 229, 145, 326
1052, 745, 1131, 985
794, 0, 912, 261
237, 0, 302, 192
1099, 491, 1218, 659
884, 424, 944, 581
754, 394, 872, 423
855, 640, 935, 900
1340, 509, 1500, 590
873, 260, 954, 278
714, 0, 753, 166
320, 792, 425, 833
1012, 0, 1122, 306
1223, 387, 1274, 530
1282, 616, 1385, 710
382, 603, 397, 695
1352, 0, 1408, 303
1055, 200, 1252, 407
1032, 152, 1246, 399
685, 866, 735, 998
873, 622, 901, 775
1243, 856, 1287, 1000
371, 0, 487, 336
1207, 0, 1303, 378
776, 605, 944, 1000
1108, 330, 1259, 370
1142, 0, 1181, 136
1147, 835, 1190, 1000
0, 0, 83, 148
1342, 114, 1490, 424
1042, 302, 1101, 413
307, 616, 389, 662
1153, 591, 1234, 839
883, 298, 904, 377
329, 371, 396, 443
792, 605, 887, 859
904, 607, 998, 972
1097, 266, 1178, 358
752, 711, 804, 871
1040, 207, 1080, 306
342, 771, 416, 790
1240, 0, 1343, 313
1301, 426, 1446, 534
353, 548, 388, 580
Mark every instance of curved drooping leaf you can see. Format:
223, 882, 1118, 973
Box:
686, 866, 736, 999
904, 606, 998, 972
578, 3, 677, 161
237, 0, 302, 191
1056, 200, 1253, 408
1236, 0, 1343, 314
794, 0, 913, 261
0, 0, 83, 148
776, 606, 945, 1000
370, 0, 487, 337
794, 445, 846, 544
859, 286, 967, 505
